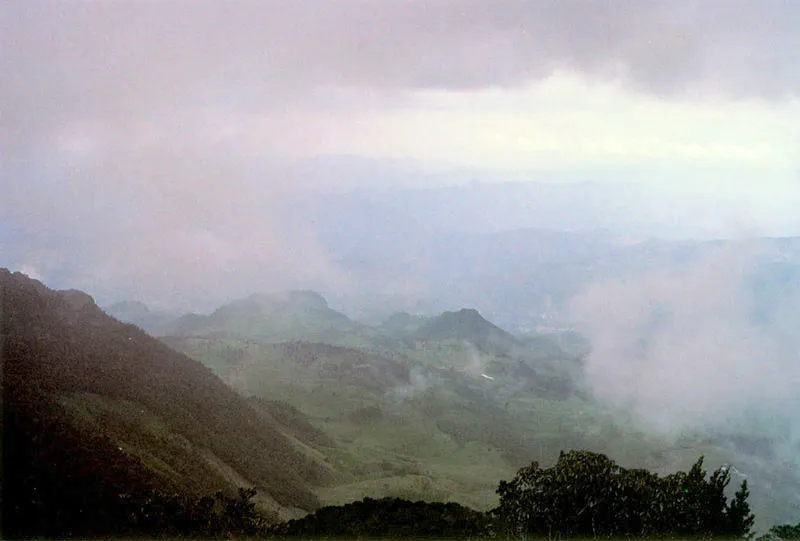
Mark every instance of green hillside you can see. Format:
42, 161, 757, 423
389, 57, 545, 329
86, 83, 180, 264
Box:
159, 290, 385, 349
162, 309, 662, 513
411, 307, 519, 355
1, 270, 332, 537
160, 291, 800, 532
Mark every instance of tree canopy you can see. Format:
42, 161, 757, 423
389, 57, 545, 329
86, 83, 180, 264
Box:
495, 450, 754, 538
272, 497, 490, 538
768, 521, 800, 539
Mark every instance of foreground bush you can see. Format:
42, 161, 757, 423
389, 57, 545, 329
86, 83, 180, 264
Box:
272, 496, 491, 537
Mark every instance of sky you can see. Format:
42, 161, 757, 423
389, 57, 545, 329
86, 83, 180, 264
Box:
2, 0, 800, 307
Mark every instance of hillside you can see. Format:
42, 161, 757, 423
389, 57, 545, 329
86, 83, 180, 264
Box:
411, 307, 519, 355
158, 290, 385, 348
160, 291, 800, 531
104, 300, 177, 335
1, 270, 331, 537
162, 306, 644, 512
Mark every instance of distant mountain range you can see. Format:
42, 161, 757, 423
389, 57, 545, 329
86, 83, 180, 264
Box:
322, 228, 800, 330
103, 299, 179, 335
106, 231, 800, 337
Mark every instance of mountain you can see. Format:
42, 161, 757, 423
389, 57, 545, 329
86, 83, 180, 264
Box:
158, 290, 384, 348
411, 308, 519, 355
105, 299, 151, 320
161, 291, 800, 531
378, 311, 429, 335
160, 299, 608, 510
313, 191, 800, 331
104, 300, 177, 335
1, 269, 331, 537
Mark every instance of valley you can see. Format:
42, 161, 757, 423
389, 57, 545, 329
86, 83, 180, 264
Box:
4, 252, 799, 536
6, 3, 800, 537
118, 286, 800, 531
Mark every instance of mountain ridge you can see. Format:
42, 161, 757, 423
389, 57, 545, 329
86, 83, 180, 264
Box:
2, 269, 330, 536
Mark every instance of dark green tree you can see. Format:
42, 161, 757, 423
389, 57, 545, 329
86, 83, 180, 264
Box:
769, 521, 800, 539
726, 480, 755, 538
273, 497, 490, 537
495, 450, 755, 538
216, 487, 265, 535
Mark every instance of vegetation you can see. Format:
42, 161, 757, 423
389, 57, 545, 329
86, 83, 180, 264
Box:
768, 521, 800, 539
273, 496, 491, 537
1, 269, 324, 537
495, 450, 754, 539
2, 270, 792, 538
163, 302, 596, 511
161, 289, 799, 529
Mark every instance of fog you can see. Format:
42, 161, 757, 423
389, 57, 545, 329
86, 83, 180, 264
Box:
3, 0, 800, 461
571, 242, 800, 451
3, 1, 800, 309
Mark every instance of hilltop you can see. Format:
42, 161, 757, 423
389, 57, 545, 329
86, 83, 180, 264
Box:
104, 300, 177, 335
411, 307, 519, 355
154, 290, 382, 348
155, 289, 800, 531
107, 285, 800, 530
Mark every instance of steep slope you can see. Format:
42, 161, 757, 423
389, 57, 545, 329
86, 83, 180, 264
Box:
1, 270, 329, 537
164, 317, 600, 511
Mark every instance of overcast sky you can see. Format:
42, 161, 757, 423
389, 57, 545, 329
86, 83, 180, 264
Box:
2, 1, 800, 306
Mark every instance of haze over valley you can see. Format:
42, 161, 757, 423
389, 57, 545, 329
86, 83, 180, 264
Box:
2, 1, 799, 537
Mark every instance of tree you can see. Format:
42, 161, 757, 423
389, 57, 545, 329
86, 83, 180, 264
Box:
494, 450, 755, 538
216, 487, 265, 535
769, 521, 800, 539
726, 480, 755, 538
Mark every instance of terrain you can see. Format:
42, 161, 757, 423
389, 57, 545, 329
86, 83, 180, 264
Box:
3, 261, 797, 536
120, 286, 800, 531
1, 270, 329, 537
306, 187, 800, 331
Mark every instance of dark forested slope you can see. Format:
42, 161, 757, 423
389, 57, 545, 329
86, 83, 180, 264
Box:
1, 269, 328, 537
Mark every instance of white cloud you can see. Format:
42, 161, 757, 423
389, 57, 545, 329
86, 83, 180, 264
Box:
19, 265, 42, 281
323, 73, 800, 174
570, 242, 800, 440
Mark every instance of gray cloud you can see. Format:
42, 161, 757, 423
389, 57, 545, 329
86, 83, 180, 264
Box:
3, 1, 799, 148
2, 0, 798, 308
1, 143, 356, 310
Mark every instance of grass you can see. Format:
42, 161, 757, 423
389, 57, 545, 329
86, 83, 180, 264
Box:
165, 335, 799, 532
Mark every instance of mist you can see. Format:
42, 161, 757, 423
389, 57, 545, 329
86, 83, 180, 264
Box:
3, 1, 800, 313
389, 365, 437, 400
5, 2, 800, 537
570, 242, 800, 455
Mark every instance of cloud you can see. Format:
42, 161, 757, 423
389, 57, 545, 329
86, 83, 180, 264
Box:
389, 366, 436, 400
3, 1, 799, 150
0, 136, 352, 310
2, 0, 799, 309
570, 242, 800, 445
